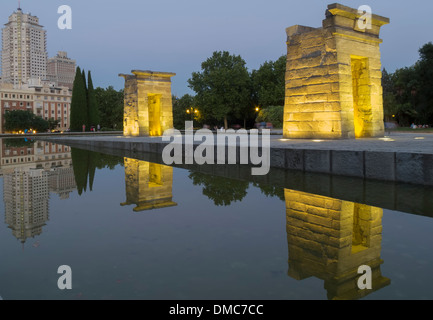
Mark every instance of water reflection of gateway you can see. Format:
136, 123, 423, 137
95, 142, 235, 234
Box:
285, 189, 390, 300
121, 158, 177, 212
1, 140, 76, 243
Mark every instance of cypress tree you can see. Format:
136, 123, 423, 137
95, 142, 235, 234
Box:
87, 71, 100, 130
70, 66, 88, 131
82, 69, 89, 130
71, 148, 89, 196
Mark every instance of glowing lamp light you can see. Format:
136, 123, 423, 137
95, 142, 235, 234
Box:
379, 137, 395, 142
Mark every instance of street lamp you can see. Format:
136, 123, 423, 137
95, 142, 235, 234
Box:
186, 107, 198, 121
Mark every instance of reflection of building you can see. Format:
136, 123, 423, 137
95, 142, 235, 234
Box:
285, 189, 390, 300
1, 140, 76, 243
4, 169, 49, 243
48, 167, 76, 200
1, 140, 72, 171
121, 158, 177, 212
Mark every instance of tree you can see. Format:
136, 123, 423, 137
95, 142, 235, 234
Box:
71, 148, 124, 195
95, 86, 124, 130
188, 172, 249, 206
255, 105, 284, 128
82, 69, 88, 128
188, 51, 252, 129
173, 94, 197, 129
87, 71, 100, 129
415, 42, 433, 124
48, 118, 61, 131
3, 110, 49, 133
70, 66, 88, 131
251, 55, 286, 108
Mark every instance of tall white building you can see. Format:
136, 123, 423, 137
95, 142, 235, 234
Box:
1, 7, 48, 86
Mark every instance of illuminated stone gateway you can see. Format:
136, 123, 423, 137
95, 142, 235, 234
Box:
119, 70, 176, 137
121, 158, 177, 212
285, 189, 390, 300
283, 3, 390, 139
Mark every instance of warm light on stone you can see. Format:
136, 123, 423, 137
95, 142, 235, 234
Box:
119, 70, 176, 137
285, 189, 390, 300
120, 158, 177, 212
283, 3, 390, 139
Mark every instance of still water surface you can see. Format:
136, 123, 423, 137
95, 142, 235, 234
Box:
0, 139, 432, 300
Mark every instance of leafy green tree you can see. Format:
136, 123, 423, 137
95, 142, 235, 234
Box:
188, 172, 249, 206
252, 183, 285, 201
188, 51, 252, 129
4, 110, 49, 132
256, 105, 284, 128
251, 55, 286, 108
48, 118, 61, 131
70, 66, 88, 131
173, 94, 197, 129
95, 86, 124, 130
4, 138, 35, 148
87, 71, 101, 129
415, 42, 433, 124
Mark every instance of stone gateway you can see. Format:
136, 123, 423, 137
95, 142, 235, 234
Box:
119, 70, 176, 137
283, 3, 390, 139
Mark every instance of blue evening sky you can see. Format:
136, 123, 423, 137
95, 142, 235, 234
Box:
1, 0, 432, 96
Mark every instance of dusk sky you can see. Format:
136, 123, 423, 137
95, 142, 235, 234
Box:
1, 0, 432, 96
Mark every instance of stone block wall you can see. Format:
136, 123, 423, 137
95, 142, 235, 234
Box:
121, 158, 177, 212
283, 4, 389, 139
285, 189, 390, 299
120, 70, 176, 137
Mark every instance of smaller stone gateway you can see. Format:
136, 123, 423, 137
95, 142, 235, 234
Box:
283, 3, 390, 139
119, 70, 176, 137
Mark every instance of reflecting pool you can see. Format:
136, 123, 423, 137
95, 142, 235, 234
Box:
0, 138, 433, 300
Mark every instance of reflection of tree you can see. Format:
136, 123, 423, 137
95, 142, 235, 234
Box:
4, 138, 35, 148
71, 148, 124, 195
188, 172, 249, 206
253, 183, 285, 201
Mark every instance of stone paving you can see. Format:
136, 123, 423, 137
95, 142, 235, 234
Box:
41, 131, 433, 154
39, 131, 433, 186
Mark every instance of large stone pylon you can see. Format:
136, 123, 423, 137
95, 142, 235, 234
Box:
283, 3, 390, 139
119, 70, 176, 137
